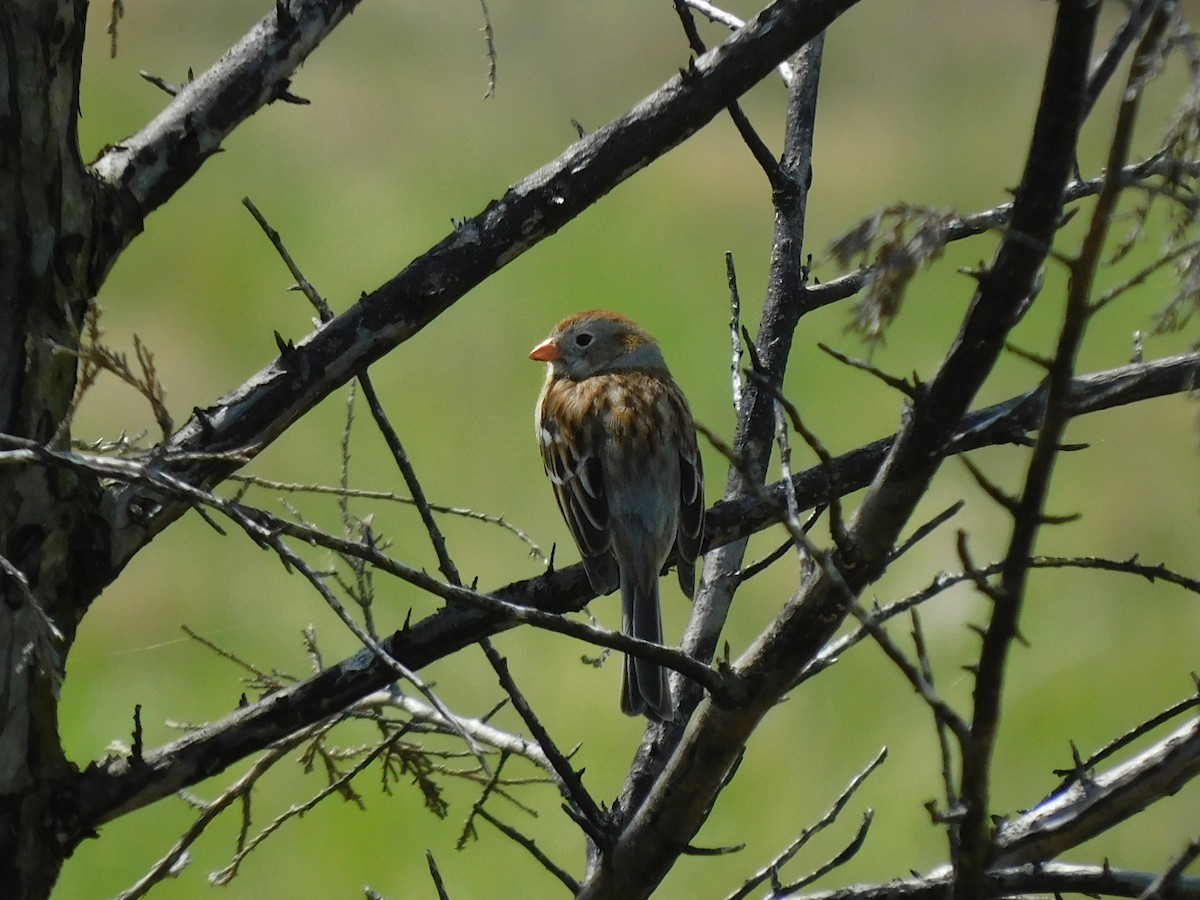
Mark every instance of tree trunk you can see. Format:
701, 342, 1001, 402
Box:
0, 3, 110, 896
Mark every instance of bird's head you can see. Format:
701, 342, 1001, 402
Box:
528, 310, 667, 379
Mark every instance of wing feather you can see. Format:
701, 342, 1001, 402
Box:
538, 383, 619, 594
671, 384, 705, 599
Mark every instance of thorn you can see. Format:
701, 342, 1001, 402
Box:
275, 0, 296, 29
139, 70, 179, 96
192, 406, 215, 438
740, 325, 765, 374
131, 703, 144, 765
271, 78, 310, 105
561, 802, 608, 848
677, 56, 701, 85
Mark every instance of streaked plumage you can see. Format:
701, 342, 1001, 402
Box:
529, 310, 704, 720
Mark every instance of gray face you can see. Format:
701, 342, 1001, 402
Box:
550, 316, 668, 380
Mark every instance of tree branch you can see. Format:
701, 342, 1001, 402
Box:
99, 0, 860, 590
90, 0, 363, 273
59, 348, 1200, 842
581, 3, 1098, 893
788, 862, 1200, 900
994, 717, 1200, 866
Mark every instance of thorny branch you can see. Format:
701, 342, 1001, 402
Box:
579, 2, 1101, 895
31, 0, 1200, 897
38, 339, 1200, 842
955, 7, 1158, 895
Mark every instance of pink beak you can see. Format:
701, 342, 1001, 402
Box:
528, 337, 561, 362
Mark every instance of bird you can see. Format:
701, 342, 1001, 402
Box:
529, 310, 704, 721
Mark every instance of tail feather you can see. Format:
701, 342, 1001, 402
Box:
619, 571, 673, 721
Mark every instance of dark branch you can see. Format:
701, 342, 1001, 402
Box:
61, 350, 1200, 839
99, 0, 861, 593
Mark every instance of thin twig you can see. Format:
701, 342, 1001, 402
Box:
911, 607, 961, 862
227, 473, 546, 562
478, 0, 497, 99
671, 0, 782, 183
681, 0, 795, 84
847, 598, 970, 742
772, 810, 874, 897
478, 639, 607, 845
727, 252, 745, 411
1140, 835, 1200, 900
425, 850, 450, 900
727, 747, 886, 900
476, 805, 580, 892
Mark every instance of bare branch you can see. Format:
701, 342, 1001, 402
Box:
93, 0, 361, 250
994, 717, 1200, 866
956, 11, 1159, 892
728, 747, 886, 900
790, 862, 1200, 900
589, 5, 1098, 893
101, 0, 860, 586
39, 345, 1200, 846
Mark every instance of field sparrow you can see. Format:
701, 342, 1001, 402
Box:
529, 310, 704, 721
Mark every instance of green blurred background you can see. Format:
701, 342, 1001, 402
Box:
57, 1, 1200, 897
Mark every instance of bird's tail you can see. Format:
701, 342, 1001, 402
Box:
619, 570, 672, 721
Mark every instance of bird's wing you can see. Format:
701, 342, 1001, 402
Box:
672, 386, 705, 599
539, 405, 619, 594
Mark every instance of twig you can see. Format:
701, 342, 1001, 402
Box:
751, 369, 849, 555
727, 747, 886, 900
458, 751, 511, 848
847, 597, 969, 742
738, 512, 822, 584
392, 694, 554, 774
671, 0, 781, 183
804, 552, 1200, 686
478, 639, 607, 844
1050, 682, 1200, 796
727, 252, 744, 411
911, 608, 960, 860
1084, 0, 1162, 119
478, 0, 497, 99
681, 0, 795, 84
425, 850, 450, 900
116, 723, 324, 899
108, 0, 124, 58
242, 197, 330, 317
817, 342, 917, 398
1140, 835, 1200, 900
772, 810, 874, 897
209, 730, 398, 885
888, 501, 964, 564
226, 473, 547, 563
266, 532, 492, 773
476, 805, 580, 892
787, 862, 1200, 900
812, 152, 1189, 316
994, 717, 1200, 866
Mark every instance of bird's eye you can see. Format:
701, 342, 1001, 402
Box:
574, 333, 593, 347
